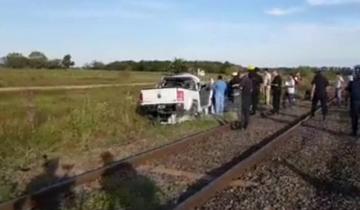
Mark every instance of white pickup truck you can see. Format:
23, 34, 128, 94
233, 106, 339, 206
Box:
139, 74, 212, 124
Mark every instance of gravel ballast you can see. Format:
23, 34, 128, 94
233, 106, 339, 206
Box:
200, 106, 360, 210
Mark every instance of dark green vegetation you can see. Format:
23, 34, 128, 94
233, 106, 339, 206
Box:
1, 52, 75, 69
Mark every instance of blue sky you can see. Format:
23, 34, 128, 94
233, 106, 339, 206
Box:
1, 0, 360, 67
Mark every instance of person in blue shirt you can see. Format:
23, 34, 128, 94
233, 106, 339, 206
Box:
213, 75, 227, 115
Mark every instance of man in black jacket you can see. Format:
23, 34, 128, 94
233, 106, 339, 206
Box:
271, 70, 282, 114
311, 70, 329, 120
249, 67, 263, 115
240, 71, 253, 129
347, 70, 360, 136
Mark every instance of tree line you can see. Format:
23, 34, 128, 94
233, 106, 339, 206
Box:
0, 51, 358, 75
0, 52, 75, 69
83, 59, 239, 74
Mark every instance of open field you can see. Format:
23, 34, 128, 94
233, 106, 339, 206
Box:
0, 85, 220, 202
0, 69, 162, 87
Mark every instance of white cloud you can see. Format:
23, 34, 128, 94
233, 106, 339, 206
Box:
265, 7, 303, 16
307, 0, 360, 6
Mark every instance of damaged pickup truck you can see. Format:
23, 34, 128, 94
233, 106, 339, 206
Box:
139, 74, 212, 124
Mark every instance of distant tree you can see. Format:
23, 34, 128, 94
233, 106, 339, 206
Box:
105, 61, 130, 71
47, 59, 63, 69
62, 54, 75, 69
220, 61, 232, 74
88, 61, 105, 70
29, 51, 47, 60
168, 59, 188, 74
4, 53, 29, 68
28, 51, 48, 69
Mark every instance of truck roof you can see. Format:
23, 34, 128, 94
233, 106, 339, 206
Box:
165, 73, 201, 83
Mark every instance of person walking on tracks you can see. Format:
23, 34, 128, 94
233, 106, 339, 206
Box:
311, 70, 329, 120
213, 75, 227, 115
229, 72, 242, 127
346, 71, 360, 136
239, 71, 253, 129
271, 70, 282, 114
248, 66, 263, 115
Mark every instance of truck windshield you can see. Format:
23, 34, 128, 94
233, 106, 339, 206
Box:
161, 78, 196, 90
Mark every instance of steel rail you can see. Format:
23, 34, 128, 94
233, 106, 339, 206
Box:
174, 98, 335, 210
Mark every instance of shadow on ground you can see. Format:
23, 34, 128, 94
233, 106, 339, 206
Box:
13, 152, 163, 210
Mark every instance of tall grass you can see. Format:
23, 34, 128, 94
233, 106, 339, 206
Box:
0, 87, 218, 201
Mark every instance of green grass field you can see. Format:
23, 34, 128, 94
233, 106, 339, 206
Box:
0, 68, 162, 87
0, 84, 219, 202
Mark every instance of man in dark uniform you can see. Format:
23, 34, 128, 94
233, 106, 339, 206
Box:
248, 67, 263, 115
311, 70, 329, 120
347, 70, 360, 136
239, 71, 253, 129
229, 72, 242, 127
271, 70, 282, 114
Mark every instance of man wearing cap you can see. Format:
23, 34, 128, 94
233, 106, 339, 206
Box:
311, 70, 329, 120
229, 71, 242, 126
248, 66, 263, 115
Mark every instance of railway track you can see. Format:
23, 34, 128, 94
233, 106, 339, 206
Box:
0, 100, 327, 210
198, 105, 360, 210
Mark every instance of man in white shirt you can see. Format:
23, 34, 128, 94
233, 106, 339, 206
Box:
263, 68, 272, 106
284, 75, 296, 108
335, 72, 344, 106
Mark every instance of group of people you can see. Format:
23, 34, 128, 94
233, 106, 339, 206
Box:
210, 65, 360, 137
211, 66, 301, 129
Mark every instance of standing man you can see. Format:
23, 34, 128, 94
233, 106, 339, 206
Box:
263, 68, 272, 106
248, 66, 263, 115
311, 70, 329, 120
229, 72, 242, 125
213, 75, 227, 115
346, 71, 360, 136
283, 75, 296, 108
239, 71, 253, 129
228, 72, 238, 103
335, 72, 345, 106
271, 70, 282, 114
